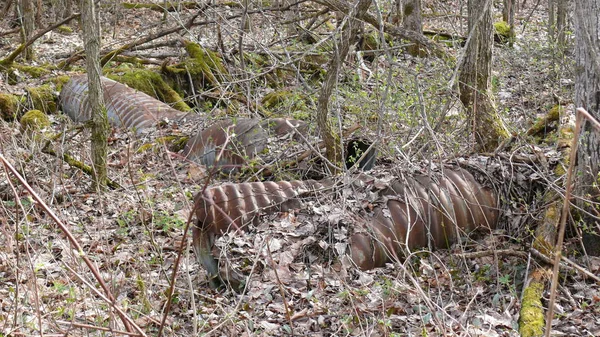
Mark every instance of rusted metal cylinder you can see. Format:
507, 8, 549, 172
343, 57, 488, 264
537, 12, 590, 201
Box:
60, 75, 187, 133
192, 179, 329, 281
350, 168, 499, 269
183, 118, 307, 172
192, 168, 498, 282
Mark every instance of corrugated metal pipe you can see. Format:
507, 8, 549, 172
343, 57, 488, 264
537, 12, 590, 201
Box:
192, 168, 498, 285
60, 75, 188, 133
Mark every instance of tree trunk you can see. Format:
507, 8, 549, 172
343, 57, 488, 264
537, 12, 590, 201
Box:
574, 0, 600, 256
17, 0, 35, 60
502, 0, 515, 46
556, 0, 568, 48
458, 0, 508, 152
55, 0, 73, 21
316, 0, 372, 173
403, 0, 423, 56
81, 0, 109, 191
548, 0, 555, 42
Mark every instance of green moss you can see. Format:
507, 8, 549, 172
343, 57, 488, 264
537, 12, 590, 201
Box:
362, 31, 379, 52
0, 93, 22, 121
262, 90, 293, 108
57, 25, 73, 34
183, 41, 229, 86
157, 135, 189, 152
494, 21, 515, 43
527, 105, 564, 140
518, 282, 545, 337
107, 69, 191, 112
137, 143, 155, 153
161, 41, 230, 97
261, 89, 309, 119
26, 84, 57, 113
20, 109, 50, 133
51, 75, 72, 92
15, 64, 51, 78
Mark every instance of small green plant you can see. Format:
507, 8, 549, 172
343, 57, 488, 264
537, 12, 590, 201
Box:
153, 210, 185, 231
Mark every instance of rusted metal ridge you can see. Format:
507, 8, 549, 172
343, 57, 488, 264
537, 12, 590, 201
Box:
183, 118, 307, 172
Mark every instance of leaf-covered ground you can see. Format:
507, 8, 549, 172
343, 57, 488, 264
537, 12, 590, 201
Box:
1, 0, 599, 336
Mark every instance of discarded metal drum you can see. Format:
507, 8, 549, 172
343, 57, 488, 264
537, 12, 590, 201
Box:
192, 179, 329, 281
60, 75, 188, 133
192, 168, 498, 283
183, 118, 307, 172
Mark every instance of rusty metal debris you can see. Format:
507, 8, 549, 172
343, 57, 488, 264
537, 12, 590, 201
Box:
183, 118, 307, 172
60, 75, 188, 133
350, 168, 498, 270
192, 168, 498, 284
192, 179, 329, 284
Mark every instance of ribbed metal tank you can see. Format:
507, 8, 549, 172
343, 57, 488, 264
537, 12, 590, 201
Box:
192, 168, 498, 281
60, 75, 188, 133
183, 118, 307, 172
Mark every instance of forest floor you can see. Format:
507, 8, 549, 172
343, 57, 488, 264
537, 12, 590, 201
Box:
1, 0, 599, 336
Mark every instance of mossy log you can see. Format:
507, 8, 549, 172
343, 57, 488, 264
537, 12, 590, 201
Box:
527, 105, 563, 138
161, 41, 230, 98
518, 108, 574, 336
41, 133, 121, 190
519, 269, 547, 337
0, 13, 79, 71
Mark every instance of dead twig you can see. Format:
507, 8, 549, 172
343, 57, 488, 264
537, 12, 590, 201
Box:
545, 107, 600, 336
0, 13, 80, 66
0, 153, 145, 336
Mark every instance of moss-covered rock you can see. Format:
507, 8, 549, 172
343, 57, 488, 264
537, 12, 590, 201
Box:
0, 93, 23, 121
20, 109, 50, 133
107, 68, 192, 112
26, 84, 58, 113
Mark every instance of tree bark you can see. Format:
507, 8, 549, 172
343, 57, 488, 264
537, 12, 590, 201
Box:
502, 0, 515, 46
556, 0, 568, 48
55, 0, 73, 21
548, 0, 555, 42
316, 0, 372, 173
17, 0, 35, 60
403, 0, 423, 56
81, 0, 109, 190
574, 0, 600, 256
458, 0, 508, 151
